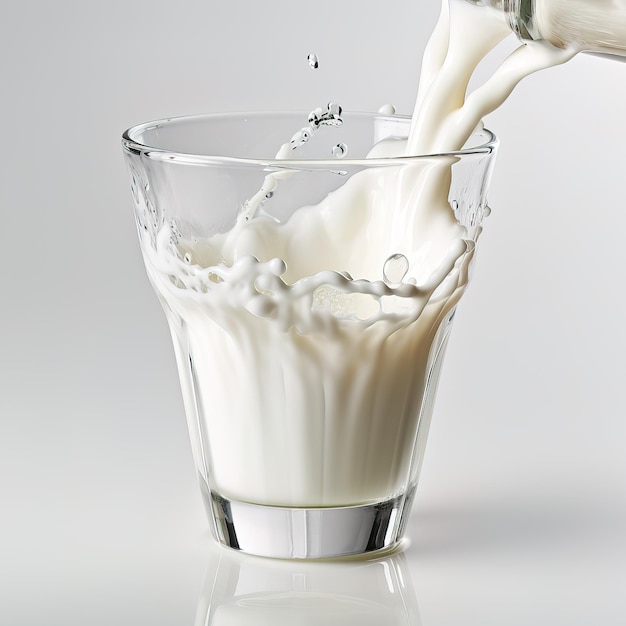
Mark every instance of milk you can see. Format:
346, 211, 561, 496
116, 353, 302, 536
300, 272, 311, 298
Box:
409, 0, 575, 155
138, 0, 578, 508
143, 164, 476, 506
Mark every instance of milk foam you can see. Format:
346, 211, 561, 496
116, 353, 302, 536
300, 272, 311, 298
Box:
143, 0, 579, 506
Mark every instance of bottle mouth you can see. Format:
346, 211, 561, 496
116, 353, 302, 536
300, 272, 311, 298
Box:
504, 0, 541, 41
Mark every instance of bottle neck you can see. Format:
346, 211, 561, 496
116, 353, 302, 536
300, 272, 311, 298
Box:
504, 0, 541, 41
465, 0, 540, 41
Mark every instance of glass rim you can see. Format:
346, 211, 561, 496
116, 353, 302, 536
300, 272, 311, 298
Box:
121, 110, 498, 167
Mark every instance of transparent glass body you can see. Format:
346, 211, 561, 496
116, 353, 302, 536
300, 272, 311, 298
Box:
122, 111, 498, 558
468, 0, 626, 57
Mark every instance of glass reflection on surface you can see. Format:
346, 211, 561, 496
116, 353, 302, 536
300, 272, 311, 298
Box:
195, 544, 421, 625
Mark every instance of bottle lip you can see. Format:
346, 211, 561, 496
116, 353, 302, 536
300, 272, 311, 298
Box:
504, 0, 541, 41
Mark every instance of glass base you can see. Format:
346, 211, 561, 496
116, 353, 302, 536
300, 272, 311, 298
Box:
208, 489, 415, 559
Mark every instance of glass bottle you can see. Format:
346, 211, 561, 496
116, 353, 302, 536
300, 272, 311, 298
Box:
467, 0, 626, 58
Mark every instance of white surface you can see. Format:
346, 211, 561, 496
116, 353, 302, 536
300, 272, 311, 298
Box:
2, 1, 626, 624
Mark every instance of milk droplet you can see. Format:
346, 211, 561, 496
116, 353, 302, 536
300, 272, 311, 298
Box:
378, 104, 396, 115
383, 253, 409, 285
306, 102, 344, 132
268, 257, 287, 276
328, 102, 342, 117
183, 252, 192, 264
307, 53, 319, 69
290, 127, 312, 149
332, 143, 348, 158
308, 107, 324, 128
323, 102, 343, 126
450, 200, 459, 212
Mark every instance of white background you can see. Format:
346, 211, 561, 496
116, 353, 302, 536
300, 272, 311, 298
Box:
2, 1, 626, 624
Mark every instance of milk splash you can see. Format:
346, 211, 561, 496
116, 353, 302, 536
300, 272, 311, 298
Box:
237, 101, 345, 224
307, 52, 319, 69
137, 0, 581, 507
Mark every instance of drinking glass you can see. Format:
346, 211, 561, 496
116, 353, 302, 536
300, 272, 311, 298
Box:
122, 111, 497, 559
